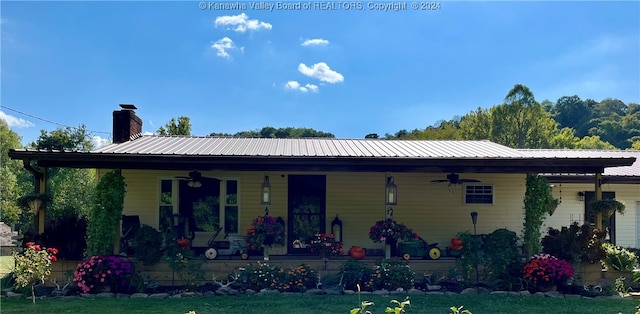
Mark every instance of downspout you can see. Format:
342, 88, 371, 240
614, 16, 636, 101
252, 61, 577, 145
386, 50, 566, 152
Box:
22, 159, 47, 234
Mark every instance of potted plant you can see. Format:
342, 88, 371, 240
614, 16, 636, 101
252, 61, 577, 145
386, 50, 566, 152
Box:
522, 253, 574, 292
309, 233, 343, 258
589, 199, 625, 218
245, 215, 285, 260
368, 218, 418, 258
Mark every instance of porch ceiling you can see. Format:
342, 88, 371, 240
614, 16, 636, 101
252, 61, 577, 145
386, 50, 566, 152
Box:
7, 149, 635, 174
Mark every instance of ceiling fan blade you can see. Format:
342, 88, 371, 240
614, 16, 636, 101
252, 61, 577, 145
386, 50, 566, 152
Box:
458, 179, 481, 183
431, 179, 449, 183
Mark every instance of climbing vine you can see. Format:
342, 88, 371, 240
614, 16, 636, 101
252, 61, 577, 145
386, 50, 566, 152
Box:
522, 174, 555, 257
86, 171, 126, 256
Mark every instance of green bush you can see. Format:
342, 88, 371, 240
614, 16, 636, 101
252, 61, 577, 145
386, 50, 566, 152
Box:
368, 259, 415, 291
542, 223, 606, 264
602, 243, 638, 272
340, 259, 374, 291
483, 228, 523, 291
132, 225, 163, 266
238, 262, 319, 292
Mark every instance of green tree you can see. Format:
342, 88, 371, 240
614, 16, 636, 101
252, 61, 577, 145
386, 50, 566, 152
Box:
575, 135, 616, 149
209, 126, 335, 138
32, 125, 93, 151
32, 126, 96, 220
551, 95, 593, 138
459, 107, 492, 140
0, 120, 32, 225
157, 116, 191, 136
490, 84, 558, 148
550, 128, 579, 149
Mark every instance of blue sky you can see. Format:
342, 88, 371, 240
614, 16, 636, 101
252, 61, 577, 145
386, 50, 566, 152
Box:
1, 1, 639, 147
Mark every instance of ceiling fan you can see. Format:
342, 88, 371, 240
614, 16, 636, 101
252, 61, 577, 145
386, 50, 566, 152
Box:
176, 171, 203, 188
431, 173, 481, 186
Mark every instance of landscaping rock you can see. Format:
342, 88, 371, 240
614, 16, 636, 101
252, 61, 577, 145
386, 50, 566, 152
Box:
149, 293, 170, 298
304, 289, 325, 295
171, 294, 182, 299
518, 291, 531, 296
407, 288, 424, 295
6, 292, 23, 298
372, 289, 389, 295
564, 294, 581, 299
543, 291, 563, 298
96, 292, 115, 298
130, 293, 149, 298
426, 285, 441, 291
260, 289, 281, 295
244, 289, 257, 295
426, 291, 445, 295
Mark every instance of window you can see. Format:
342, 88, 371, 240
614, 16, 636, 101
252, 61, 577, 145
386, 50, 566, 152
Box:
158, 179, 175, 233
158, 178, 240, 235
464, 184, 493, 204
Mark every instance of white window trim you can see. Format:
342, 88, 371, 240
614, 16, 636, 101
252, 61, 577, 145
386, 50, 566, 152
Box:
463, 183, 494, 205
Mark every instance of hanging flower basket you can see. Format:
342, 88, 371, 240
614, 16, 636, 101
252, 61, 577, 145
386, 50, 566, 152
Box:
245, 215, 285, 251
589, 199, 625, 217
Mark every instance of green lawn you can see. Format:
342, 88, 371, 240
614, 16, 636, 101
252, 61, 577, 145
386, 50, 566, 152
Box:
0, 293, 637, 314
0, 255, 13, 275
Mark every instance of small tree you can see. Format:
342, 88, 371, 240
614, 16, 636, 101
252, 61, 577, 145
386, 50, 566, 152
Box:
12, 242, 58, 303
86, 171, 126, 256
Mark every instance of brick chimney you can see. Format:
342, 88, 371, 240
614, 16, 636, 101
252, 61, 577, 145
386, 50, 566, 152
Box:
113, 104, 143, 143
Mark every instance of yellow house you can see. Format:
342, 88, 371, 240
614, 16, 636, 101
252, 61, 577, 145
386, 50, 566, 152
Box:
8, 105, 637, 261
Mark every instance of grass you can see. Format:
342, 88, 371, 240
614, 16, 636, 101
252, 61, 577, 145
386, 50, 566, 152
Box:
0, 256, 13, 275
0, 293, 637, 314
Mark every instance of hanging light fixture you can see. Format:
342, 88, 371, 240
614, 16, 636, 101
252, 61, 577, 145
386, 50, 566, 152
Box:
331, 214, 343, 243
578, 191, 585, 202
385, 176, 397, 205
261, 176, 271, 205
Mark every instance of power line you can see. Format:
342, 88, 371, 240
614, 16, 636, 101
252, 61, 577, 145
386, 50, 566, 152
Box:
1, 105, 111, 135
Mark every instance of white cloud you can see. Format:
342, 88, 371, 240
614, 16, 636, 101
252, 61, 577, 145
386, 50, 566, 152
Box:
92, 135, 111, 148
284, 81, 319, 93
211, 37, 240, 59
0, 111, 35, 128
215, 13, 272, 33
301, 38, 329, 47
298, 62, 344, 84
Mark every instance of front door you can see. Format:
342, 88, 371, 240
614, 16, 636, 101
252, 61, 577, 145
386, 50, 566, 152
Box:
585, 191, 616, 244
288, 175, 326, 254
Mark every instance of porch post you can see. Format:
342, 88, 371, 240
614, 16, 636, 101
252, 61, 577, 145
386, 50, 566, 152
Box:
595, 173, 603, 230
36, 167, 47, 234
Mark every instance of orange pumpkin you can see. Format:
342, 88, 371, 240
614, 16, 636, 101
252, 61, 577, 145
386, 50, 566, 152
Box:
348, 246, 366, 260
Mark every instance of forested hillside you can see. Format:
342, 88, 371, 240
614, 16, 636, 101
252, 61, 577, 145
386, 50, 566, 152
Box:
383, 84, 639, 150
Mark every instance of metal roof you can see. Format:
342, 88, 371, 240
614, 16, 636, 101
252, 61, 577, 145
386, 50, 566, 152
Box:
520, 149, 640, 177
92, 136, 530, 158
9, 137, 636, 174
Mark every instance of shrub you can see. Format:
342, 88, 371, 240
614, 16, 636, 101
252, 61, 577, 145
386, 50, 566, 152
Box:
238, 262, 284, 291
366, 260, 415, 291
272, 264, 319, 292
455, 231, 485, 285
542, 223, 606, 264
340, 259, 374, 291
132, 225, 163, 266
73, 255, 133, 293
12, 242, 58, 303
483, 228, 523, 290
602, 243, 638, 272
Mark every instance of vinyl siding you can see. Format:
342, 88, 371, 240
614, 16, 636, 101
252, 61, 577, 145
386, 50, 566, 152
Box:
115, 170, 638, 253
